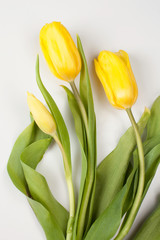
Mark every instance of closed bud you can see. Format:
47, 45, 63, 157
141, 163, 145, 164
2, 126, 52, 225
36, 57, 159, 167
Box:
27, 92, 56, 135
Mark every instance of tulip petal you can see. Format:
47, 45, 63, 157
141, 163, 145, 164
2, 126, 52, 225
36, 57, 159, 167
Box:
97, 51, 136, 109
116, 50, 138, 105
58, 23, 81, 72
40, 24, 64, 79
94, 58, 123, 109
40, 22, 81, 82
115, 50, 129, 67
47, 23, 80, 81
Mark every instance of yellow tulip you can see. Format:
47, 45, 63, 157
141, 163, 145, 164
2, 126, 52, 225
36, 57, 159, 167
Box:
40, 22, 81, 82
94, 50, 138, 109
27, 92, 56, 135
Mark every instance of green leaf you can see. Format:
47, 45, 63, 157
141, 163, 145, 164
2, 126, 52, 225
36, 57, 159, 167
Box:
143, 136, 160, 155
20, 136, 69, 237
94, 108, 150, 219
120, 141, 160, 230
147, 96, 160, 139
7, 121, 35, 194
142, 95, 160, 195
77, 36, 96, 152
84, 158, 137, 240
78, 45, 88, 113
28, 198, 65, 240
144, 143, 160, 189
76, 36, 97, 235
73, 149, 88, 238
21, 161, 68, 234
7, 121, 52, 195
36, 55, 71, 172
88, 137, 160, 240
21, 138, 52, 169
62, 86, 88, 240
129, 97, 160, 205
62, 86, 85, 147
8, 121, 68, 238
133, 201, 160, 240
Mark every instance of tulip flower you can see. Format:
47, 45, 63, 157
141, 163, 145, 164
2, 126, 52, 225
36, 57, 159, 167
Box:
95, 50, 145, 240
40, 21, 81, 82
27, 92, 56, 135
27, 91, 75, 240
94, 50, 138, 109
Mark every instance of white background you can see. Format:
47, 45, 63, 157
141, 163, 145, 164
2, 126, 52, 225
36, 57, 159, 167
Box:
1, 0, 160, 239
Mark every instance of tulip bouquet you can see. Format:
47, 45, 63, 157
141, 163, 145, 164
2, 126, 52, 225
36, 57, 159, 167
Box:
8, 22, 160, 240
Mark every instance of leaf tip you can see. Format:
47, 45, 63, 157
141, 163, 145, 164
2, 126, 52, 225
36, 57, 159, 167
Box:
144, 107, 151, 115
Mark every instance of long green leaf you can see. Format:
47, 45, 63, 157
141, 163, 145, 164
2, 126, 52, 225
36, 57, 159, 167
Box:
77, 36, 96, 162
94, 108, 150, 219
88, 137, 160, 240
7, 121, 35, 194
133, 201, 160, 240
116, 96, 160, 237
36, 55, 71, 172
21, 137, 68, 237
143, 95, 160, 194
144, 143, 160, 187
62, 86, 88, 240
85, 157, 138, 240
127, 138, 160, 206
28, 198, 65, 240
7, 121, 52, 195
119, 141, 160, 230
8, 121, 68, 238
129, 97, 160, 205
76, 36, 97, 235
21, 138, 52, 169
62, 86, 85, 147
21, 161, 68, 234
147, 96, 160, 139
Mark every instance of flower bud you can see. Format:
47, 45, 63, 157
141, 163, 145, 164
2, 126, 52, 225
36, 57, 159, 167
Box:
40, 21, 81, 82
94, 50, 138, 109
27, 92, 56, 135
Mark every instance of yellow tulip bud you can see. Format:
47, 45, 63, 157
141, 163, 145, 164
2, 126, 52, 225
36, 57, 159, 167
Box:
94, 50, 138, 109
27, 92, 56, 135
40, 22, 81, 82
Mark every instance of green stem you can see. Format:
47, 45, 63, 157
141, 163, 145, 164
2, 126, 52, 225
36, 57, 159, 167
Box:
70, 81, 94, 240
115, 108, 145, 240
52, 133, 75, 240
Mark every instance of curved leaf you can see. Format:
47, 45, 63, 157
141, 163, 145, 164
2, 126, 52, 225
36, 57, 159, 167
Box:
94, 108, 150, 219
87, 140, 160, 240
28, 198, 65, 240
78, 35, 97, 225
21, 161, 68, 234
85, 159, 137, 240
120, 141, 160, 230
7, 121, 35, 194
147, 96, 160, 139
21, 138, 52, 169
62, 86, 85, 147
133, 201, 160, 240
36, 56, 71, 173
8, 121, 68, 238
62, 86, 88, 239
144, 143, 160, 186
